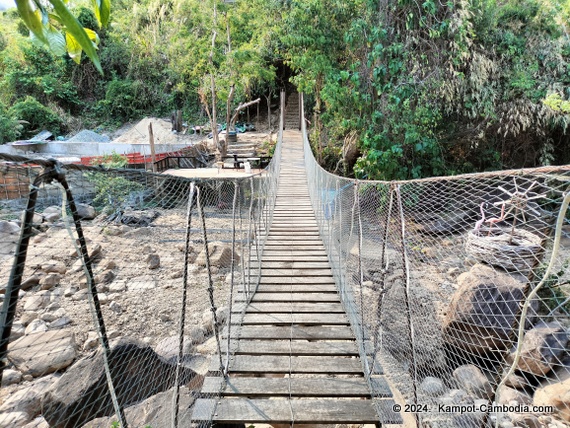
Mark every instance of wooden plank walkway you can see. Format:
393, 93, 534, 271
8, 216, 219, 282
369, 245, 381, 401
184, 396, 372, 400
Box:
192, 130, 402, 425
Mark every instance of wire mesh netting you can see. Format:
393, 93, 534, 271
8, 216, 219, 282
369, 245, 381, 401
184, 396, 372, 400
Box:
301, 97, 570, 428
0, 110, 282, 427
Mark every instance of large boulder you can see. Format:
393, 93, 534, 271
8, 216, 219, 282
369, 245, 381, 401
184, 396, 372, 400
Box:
0, 221, 20, 255
75, 203, 96, 220
453, 364, 493, 399
443, 263, 526, 354
8, 330, 76, 377
42, 337, 198, 428
195, 241, 240, 268
533, 377, 570, 423
506, 322, 568, 376
81, 387, 195, 428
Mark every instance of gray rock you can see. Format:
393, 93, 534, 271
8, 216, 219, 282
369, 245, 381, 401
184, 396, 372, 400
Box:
43, 206, 61, 214
63, 286, 78, 297
0, 221, 20, 255
43, 213, 61, 223
109, 301, 122, 314
420, 376, 446, 397
49, 317, 71, 329
98, 293, 109, 304
511, 414, 541, 428
42, 338, 197, 428
155, 335, 195, 363
41, 262, 66, 275
19, 311, 39, 326
20, 276, 41, 292
8, 330, 76, 377
534, 377, 570, 423
40, 312, 57, 323
507, 322, 569, 376
0, 375, 55, 424
453, 364, 493, 399
102, 260, 117, 270
76, 203, 96, 220
83, 332, 99, 350
496, 385, 532, 405
39, 273, 61, 290
146, 253, 160, 269
25, 319, 48, 335
10, 322, 25, 340
72, 290, 88, 301
1, 368, 22, 386
94, 269, 115, 284
23, 291, 51, 311
195, 241, 240, 268
505, 372, 530, 389
443, 264, 527, 354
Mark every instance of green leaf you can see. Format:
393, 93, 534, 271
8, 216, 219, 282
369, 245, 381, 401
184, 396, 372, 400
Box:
48, 0, 102, 74
98, 0, 111, 28
91, 0, 110, 28
16, 1, 47, 43
66, 32, 82, 63
45, 25, 66, 57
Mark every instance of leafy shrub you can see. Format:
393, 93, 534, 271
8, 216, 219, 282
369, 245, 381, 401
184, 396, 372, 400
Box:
96, 79, 147, 122
87, 152, 144, 213
0, 103, 22, 144
8, 96, 63, 138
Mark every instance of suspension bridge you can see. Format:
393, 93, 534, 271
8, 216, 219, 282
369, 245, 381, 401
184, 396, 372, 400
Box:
192, 129, 401, 425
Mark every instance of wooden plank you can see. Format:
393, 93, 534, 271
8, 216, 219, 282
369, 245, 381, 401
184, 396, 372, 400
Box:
192, 398, 382, 423
252, 262, 332, 269
215, 355, 364, 374
258, 277, 335, 284
257, 270, 333, 278
241, 313, 348, 325
245, 284, 336, 292
234, 302, 345, 313
261, 245, 326, 251
232, 325, 353, 340
202, 377, 382, 397
221, 340, 358, 356
253, 256, 330, 262
245, 292, 339, 302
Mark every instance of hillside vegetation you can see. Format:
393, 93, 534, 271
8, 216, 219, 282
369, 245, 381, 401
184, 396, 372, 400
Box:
1, 0, 569, 180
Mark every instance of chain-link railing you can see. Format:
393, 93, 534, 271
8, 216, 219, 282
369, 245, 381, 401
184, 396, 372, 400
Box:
0, 93, 283, 428
301, 94, 570, 428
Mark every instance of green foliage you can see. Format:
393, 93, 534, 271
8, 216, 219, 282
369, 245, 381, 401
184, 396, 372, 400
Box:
14, 0, 108, 72
96, 79, 147, 122
87, 152, 144, 212
0, 103, 22, 143
8, 96, 63, 137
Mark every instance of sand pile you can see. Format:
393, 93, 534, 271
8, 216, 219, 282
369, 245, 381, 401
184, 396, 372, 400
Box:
112, 118, 198, 145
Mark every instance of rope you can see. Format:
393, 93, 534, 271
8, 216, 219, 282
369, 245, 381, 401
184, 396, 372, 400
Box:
172, 182, 196, 428
196, 186, 224, 373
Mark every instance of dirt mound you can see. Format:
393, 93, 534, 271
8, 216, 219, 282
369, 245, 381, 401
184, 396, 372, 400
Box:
112, 117, 198, 145
67, 130, 110, 143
